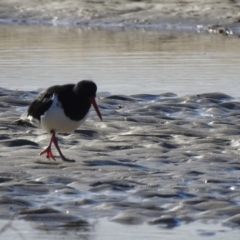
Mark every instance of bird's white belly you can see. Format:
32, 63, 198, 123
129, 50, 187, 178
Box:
29, 96, 88, 133
42, 107, 87, 133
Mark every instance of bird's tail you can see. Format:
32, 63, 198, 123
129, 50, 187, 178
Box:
14, 111, 32, 126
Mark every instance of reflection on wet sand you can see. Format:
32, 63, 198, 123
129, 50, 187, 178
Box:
0, 218, 239, 239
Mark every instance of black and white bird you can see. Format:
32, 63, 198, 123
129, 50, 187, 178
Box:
24, 80, 102, 162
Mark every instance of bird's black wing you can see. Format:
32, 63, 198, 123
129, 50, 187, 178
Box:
27, 85, 62, 120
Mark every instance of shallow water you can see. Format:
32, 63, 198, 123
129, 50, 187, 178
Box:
0, 24, 240, 97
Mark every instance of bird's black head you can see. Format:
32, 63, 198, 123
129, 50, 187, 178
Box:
74, 80, 102, 121
74, 80, 97, 98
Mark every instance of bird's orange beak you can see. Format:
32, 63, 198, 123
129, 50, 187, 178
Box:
89, 97, 103, 121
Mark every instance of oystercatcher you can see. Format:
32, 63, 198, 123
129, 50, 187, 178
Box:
26, 80, 102, 162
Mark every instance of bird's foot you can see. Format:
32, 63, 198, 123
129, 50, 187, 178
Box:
39, 146, 56, 161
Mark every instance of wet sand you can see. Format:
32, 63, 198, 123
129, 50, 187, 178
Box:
0, 87, 240, 237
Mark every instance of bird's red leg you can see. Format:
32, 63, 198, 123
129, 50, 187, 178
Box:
52, 134, 75, 162
39, 132, 56, 160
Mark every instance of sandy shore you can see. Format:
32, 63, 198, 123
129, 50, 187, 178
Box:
1, 0, 240, 28
0, 87, 240, 236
